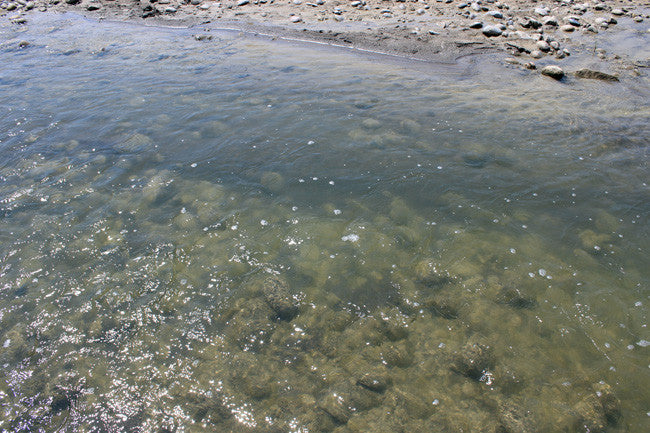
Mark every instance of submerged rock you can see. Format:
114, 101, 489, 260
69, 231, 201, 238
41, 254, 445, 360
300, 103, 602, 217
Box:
262, 275, 299, 321
356, 369, 391, 393
380, 340, 413, 368
496, 287, 536, 309
568, 383, 621, 432
414, 259, 457, 288
574, 69, 619, 82
498, 400, 537, 433
260, 171, 285, 193
386, 388, 433, 419
226, 298, 276, 352
376, 307, 410, 341
318, 390, 353, 424
451, 341, 494, 380
182, 392, 232, 424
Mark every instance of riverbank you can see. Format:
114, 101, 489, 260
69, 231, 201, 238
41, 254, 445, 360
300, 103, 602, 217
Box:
2, 0, 649, 78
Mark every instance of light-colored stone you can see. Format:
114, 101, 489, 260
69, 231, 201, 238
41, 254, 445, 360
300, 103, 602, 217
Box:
541, 65, 564, 80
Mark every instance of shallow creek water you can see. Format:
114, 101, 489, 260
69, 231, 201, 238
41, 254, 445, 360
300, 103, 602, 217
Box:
0, 12, 649, 433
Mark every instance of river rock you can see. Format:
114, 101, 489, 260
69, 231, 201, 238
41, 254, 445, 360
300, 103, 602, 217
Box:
482, 25, 503, 36
380, 340, 413, 368
356, 370, 391, 393
536, 40, 551, 52
226, 298, 275, 351
498, 400, 537, 433
496, 287, 536, 309
424, 293, 460, 319
387, 388, 433, 419
361, 118, 382, 129
261, 275, 299, 321
541, 65, 564, 80
260, 171, 285, 193
560, 24, 575, 32
543, 16, 558, 26
414, 259, 456, 288
451, 341, 494, 380
610, 8, 624, 16
574, 69, 619, 81
318, 390, 353, 423
534, 7, 549, 16
469, 21, 483, 29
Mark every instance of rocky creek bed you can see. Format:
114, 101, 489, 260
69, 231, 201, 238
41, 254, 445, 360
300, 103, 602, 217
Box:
0, 9, 649, 433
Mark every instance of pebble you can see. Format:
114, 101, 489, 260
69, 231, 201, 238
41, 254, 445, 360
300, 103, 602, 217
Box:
469, 21, 483, 29
165, 6, 177, 12
534, 7, 549, 16
6, 2, 17, 10
237, 0, 249, 5
560, 24, 575, 32
530, 50, 542, 59
416, 8, 425, 15
541, 65, 564, 80
25, 1, 35, 10
482, 25, 502, 36
543, 17, 558, 26
87, 3, 101, 10
487, 11, 503, 19
290, 15, 302, 23
565, 17, 580, 27
536, 40, 550, 52
611, 9, 624, 16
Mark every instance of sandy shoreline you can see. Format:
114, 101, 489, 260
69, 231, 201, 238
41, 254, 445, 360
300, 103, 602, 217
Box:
2, 0, 649, 78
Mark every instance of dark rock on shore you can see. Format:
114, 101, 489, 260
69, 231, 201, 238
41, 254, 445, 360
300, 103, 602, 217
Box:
541, 65, 564, 80
574, 69, 619, 81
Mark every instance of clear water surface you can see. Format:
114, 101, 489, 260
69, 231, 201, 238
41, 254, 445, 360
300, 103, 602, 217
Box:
0, 12, 648, 433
